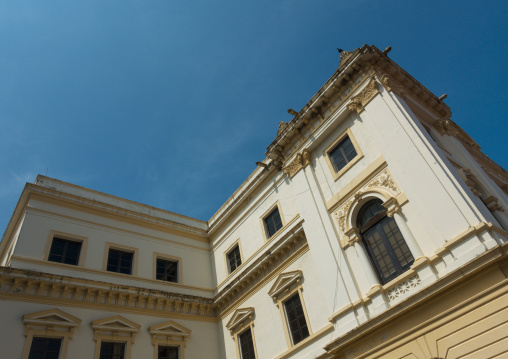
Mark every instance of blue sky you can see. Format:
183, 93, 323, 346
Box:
1, 0, 507, 233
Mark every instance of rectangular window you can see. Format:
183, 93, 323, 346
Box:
264, 208, 283, 238
28, 337, 62, 359
328, 135, 357, 173
48, 237, 82, 265
239, 328, 256, 359
156, 258, 178, 283
107, 249, 133, 275
284, 294, 310, 345
100, 342, 125, 359
158, 345, 179, 359
227, 245, 242, 274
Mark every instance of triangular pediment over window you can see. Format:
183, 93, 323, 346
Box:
91, 315, 141, 342
149, 320, 191, 346
268, 270, 302, 299
23, 308, 82, 329
149, 320, 191, 337
226, 307, 255, 333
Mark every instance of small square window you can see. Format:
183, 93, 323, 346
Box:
264, 208, 283, 238
100, 342, 125, 359
107, 249, 133, 275
284, 293, 310, 345
227, 245, 242, 274
48, 237, 82, 266
156, 258, 178, 283
328, 135, 357, 173
158, 345, 179, 359
28, 337, 62, 359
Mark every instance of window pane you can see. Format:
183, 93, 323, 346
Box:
265, 208, 282, 237
156, 259, 178, 282
284, 294, 309, 345
28, 338, 62, 359
329, 135, 358, 172
158, 346, 179, 359
48, 238, 81, 266
239, 328, 256, 359
107, 249, 133, 275
100, 342, 125, 359
227, 245, 242, 273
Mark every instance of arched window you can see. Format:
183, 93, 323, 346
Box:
357, 199, 414, 284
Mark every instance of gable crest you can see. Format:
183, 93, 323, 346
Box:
268, 270, 302, 299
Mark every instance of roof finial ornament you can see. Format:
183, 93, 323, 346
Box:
287, 109, 298, 116
337, 48, 353, 66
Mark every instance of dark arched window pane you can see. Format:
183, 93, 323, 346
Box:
357, 199, 414, 284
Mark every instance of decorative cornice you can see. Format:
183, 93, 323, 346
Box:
484, 195, 504, 212
379, 73, 407, 98
347, 77, 380, 114
0, 268, 216, 320
282, 150, 311, 178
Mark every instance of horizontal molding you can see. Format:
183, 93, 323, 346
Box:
0, 267, 216, 321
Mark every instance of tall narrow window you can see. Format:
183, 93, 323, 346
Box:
48, 237, 82, 265
239, 328, 256, 359
107, 249, 133, 275
28, 338, 62, 359
357, 199, 414, 284
227, 245, 242, 274
156, 258, 178, 282
99, 342, 125, 359
283, 293, 309, 345
328, 135, 357, 172
158, 345, 179, 359
264, 208, 283, 238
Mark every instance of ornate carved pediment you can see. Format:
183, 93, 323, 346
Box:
283, 150, 311, 178
334, 167, 400, 235
347, 77, 380, 114
226, 307, 255, 334
268, 270, 302, 299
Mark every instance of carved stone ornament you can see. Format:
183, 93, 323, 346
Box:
283, 150, 311, 178
380, 73, 407, 98
433, 118, 480, 150
339, 50, 354, 67
277, 121, 289, 137
347, 77, 380, 114
458, 168, 483, 197
387, 275, 421, 301
334, 167, 400, 234
484, 195, 504, 212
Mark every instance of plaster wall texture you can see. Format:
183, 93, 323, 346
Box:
221, 252, 329, 359
11, 199, 213, 295
0, 299, 220, 359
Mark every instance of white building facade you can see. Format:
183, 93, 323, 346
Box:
1, 44, 508, 359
